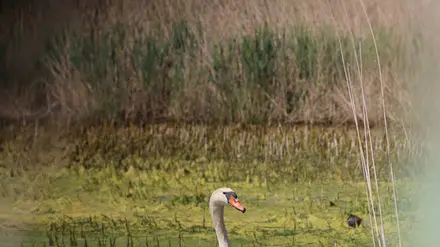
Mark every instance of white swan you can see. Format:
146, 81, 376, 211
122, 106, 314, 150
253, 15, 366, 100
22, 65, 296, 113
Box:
209, 187, 246, 247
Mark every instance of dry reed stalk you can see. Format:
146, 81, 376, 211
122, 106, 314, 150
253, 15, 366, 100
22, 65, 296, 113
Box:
333, 0, 406, 245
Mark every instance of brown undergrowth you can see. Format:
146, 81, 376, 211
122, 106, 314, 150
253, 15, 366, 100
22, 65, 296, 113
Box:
0, 0, 420, 129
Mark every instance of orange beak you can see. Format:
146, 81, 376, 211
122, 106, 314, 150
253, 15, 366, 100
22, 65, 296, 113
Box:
228, 197, 246, 213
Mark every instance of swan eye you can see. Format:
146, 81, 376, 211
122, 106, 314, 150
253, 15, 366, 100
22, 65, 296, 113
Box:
223, 191, 238, 200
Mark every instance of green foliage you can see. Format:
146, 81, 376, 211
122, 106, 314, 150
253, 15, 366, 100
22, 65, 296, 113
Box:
241, 26, 278, 87
0, 124, 424, 182
171, 19, 196, 54
41, 19, 402, 124
0, 166, 416, 246
0, 125, 424, 246
293, 26, 318, 81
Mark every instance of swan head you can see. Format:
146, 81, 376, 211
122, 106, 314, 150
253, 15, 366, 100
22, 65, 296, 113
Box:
210, 187, 246, 213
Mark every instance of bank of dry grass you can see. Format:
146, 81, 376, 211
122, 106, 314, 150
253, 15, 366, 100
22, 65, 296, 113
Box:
0, 0, 421, 129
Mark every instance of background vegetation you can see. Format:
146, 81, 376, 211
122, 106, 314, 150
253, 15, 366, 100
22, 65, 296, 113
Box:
0, 0, 420, 127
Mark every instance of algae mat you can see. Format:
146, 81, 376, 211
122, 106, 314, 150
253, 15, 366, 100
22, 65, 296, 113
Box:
0, 167, 416, 246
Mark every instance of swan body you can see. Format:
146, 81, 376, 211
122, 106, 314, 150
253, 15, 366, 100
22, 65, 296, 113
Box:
209, 187, 246, 247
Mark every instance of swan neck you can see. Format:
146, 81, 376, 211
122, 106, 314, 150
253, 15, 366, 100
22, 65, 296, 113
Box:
210, 204, 230, 247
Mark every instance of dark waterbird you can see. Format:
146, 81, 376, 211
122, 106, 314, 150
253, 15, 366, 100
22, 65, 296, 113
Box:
347, 214, 363, 228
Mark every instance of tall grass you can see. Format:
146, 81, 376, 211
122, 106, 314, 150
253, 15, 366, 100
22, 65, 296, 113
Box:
0, 0, 415, 128
0, 124, 423, 182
